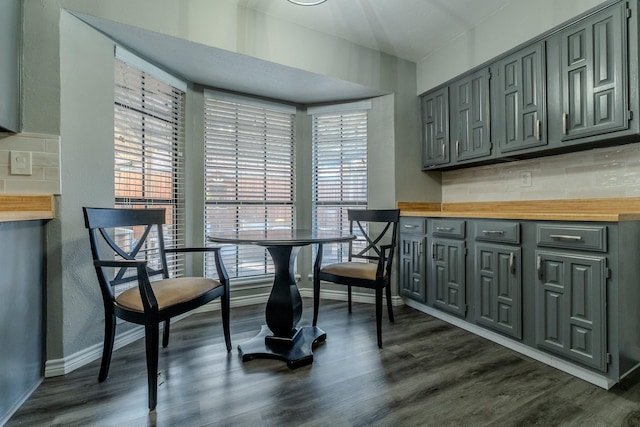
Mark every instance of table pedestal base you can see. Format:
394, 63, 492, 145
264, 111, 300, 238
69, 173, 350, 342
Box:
238, 325, 327, 369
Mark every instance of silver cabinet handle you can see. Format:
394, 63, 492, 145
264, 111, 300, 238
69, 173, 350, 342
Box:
562, 113, 568, 135
436, 227, 454, 232
482, 230, 504, 235
509, 252, 515, 274
432, 242, 436, 259
537, 255, 542, 279
456, 141, 460, 157
442, 142, 446, 159
549, 234, 583, 241
403, 224, 418, 229
536, 119, 541, 140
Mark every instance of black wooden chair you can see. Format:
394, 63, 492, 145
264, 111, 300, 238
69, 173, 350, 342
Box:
83, 207, 231, 410
313, 209, 400, 348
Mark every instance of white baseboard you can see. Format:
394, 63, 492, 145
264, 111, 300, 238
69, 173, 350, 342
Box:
299, 287, 405, 307
44, 292, 271, 378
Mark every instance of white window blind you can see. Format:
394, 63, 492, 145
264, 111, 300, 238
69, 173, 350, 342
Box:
114, 58, 186, 279
204, 93, 296, 279
312, 109, 368, 265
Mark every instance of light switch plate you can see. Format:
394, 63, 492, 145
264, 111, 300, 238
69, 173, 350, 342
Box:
10, 151, 33, 175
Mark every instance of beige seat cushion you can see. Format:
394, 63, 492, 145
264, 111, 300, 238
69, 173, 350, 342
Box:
115, 277, 222, 312
321, 262, 381, 281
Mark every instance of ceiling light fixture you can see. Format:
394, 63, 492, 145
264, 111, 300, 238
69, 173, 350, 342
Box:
287, 0, 327, 6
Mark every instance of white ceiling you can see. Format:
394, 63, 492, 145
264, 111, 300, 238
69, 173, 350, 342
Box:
244, 0, 514, 63
72, 0, 515, 104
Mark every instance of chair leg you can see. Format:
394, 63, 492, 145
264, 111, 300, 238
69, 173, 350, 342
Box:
348, 285, 352, 313
312, 274, 320, 326
162, 319, 170, 348
375, 288, 383, 348
98, 312, 116, 382
385, 284, 395, 323
222, 288, 231, 352
145, 323, 160, 411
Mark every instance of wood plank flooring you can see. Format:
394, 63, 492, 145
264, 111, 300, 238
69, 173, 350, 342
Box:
8, 299, 640, 426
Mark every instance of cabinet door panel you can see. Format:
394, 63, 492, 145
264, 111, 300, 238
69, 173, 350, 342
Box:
560, 2, 627, 140
422, 87, 449, 169
399, 234, 426, 302
535, 251, 607, 370
432, 238, 466, 317
451, 68, 491, 162
494, 42, 546, 154
475, 243, 522, 338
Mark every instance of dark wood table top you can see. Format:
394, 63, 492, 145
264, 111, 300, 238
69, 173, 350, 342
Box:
207, 229, 355, 247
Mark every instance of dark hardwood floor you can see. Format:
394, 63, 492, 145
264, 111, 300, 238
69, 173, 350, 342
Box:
8, 299, 640, 426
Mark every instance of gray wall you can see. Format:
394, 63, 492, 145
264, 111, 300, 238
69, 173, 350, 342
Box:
416, 0, 604, 94
21, 1, 435, 368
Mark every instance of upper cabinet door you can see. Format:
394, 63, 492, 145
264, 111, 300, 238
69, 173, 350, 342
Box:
450, 68, 492, 163
421, 86, 450, 169
560, 2, 628, 141
494, 42, 547, 155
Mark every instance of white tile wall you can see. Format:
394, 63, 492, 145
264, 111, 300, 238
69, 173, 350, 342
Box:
0, 132, 61, 195
442, 141, 640, 202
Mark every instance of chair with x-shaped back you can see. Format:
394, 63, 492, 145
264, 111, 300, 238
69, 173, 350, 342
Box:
83, 207, 231, 410
313, 208, 400, 348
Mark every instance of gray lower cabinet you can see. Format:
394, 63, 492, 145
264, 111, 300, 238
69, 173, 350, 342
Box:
474, 220, 522, 339
475, 243, 522, 339
534, 223, 609, 371
535, 250, 607, 371
430, 220, 466, 317
400, 214, 640, 386
399, 218, 427, 303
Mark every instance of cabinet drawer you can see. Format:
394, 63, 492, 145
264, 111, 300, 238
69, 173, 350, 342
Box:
400, 217, 426, 234
431, 219, 465, 238
474, 221, 520, 244
537, 224, 607, 252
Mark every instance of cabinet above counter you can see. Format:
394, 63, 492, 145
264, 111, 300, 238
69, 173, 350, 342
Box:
420, 0, 637, 171
0, 194, 55, 222
397, 197, 640, 222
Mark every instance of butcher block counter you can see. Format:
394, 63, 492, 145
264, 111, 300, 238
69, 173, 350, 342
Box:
397, 197, 640, 221
0, 194, 55, 222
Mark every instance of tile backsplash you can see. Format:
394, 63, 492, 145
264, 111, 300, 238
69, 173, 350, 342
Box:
0, 132, 61, 194
442, 140, 640, 202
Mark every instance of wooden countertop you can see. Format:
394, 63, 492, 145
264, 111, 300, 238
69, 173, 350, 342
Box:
397, 198, 640, 222
0, 194, 55, 222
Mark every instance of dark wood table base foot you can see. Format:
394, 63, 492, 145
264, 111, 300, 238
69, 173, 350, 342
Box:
238, 325, 327, 369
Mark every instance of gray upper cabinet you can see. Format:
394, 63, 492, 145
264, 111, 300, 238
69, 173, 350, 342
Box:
493, 42, 547, 155
422, 87, 450, 169
0, 0, 21, 133
450, 68, 492, 163
558, 1, 628, 141
419, 0, 636, 171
